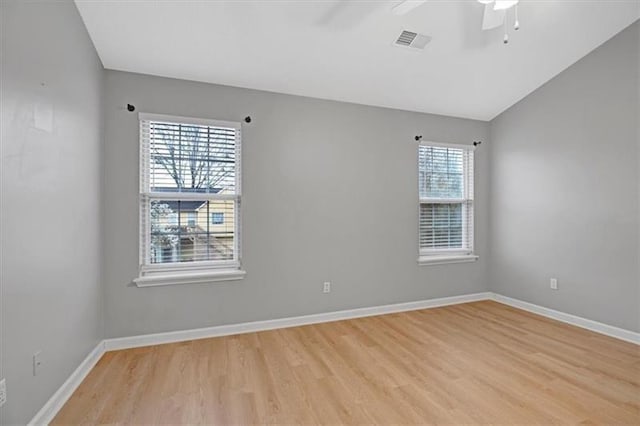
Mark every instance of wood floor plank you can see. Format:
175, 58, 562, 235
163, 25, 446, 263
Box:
52, 301, 640, 425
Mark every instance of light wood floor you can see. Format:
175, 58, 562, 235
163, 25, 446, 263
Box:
53, 301, 640, 425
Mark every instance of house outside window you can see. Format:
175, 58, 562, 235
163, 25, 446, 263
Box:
135, 113, 245, 286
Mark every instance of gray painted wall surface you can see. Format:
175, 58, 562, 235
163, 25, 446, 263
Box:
0, 1, 104, 424
489, 22, 640, 332
103, 70, 490, 338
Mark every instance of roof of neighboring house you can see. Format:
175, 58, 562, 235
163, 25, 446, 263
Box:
152, 187, 223, 213
162, 200, 206, 212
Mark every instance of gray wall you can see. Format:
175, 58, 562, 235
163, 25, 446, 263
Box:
103, 70, 490, 338
0, 1, 104, 424
489, 22, 640, 332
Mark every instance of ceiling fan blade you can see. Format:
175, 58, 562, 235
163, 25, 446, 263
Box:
391, 0, 428, 16
317, 1, 382, 30
482, 3, 505, 30
493, 0, 519, 11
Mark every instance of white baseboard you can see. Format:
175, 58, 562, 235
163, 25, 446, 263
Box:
103, 292, 493, 351
491, 293, 640, 345
102, 292, 640, 351
28, 341, 106, 426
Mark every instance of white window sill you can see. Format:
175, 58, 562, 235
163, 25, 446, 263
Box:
417, 254, 479, 266
133, 269, 246, 287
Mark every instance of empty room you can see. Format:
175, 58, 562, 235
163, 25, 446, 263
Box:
1, 0, 639, 424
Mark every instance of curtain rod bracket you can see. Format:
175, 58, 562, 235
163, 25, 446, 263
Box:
415, 135, 423, 141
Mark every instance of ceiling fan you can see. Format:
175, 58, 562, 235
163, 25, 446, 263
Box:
392, 0, 521, 44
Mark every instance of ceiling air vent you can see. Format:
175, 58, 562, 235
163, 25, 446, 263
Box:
396, 30, 417, 46
394, 30, 431, 50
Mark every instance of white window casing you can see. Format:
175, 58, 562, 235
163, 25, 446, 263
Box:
135, 113, 245, 286
418, 142, 478, 265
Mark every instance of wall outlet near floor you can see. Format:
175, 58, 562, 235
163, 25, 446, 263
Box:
323, 281, 331, 293
0, 378, 6, 408
33, 351, 43, 376
550, 278, 558, 290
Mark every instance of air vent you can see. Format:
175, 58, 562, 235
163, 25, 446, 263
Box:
396, 30, 417, 46
394, 30, 431, 50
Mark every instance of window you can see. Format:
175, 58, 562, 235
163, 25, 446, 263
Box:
135, 113, 245, 286
418, 142, 477, 265
211, 212, 224, 225
187, 212, 196, 227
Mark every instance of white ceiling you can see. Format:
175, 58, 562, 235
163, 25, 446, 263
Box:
75, 0, 639, 121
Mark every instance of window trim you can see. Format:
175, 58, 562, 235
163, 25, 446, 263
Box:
139, 112, 241, 131
133, 268, 246, 287
135, 113, 245, 286
417, 141, 477, 265
417, 254, 479, 266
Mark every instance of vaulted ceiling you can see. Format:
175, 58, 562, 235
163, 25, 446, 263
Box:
75, 0, 639, 120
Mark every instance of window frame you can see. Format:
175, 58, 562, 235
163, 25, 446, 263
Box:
134, 113, 245, 286
417, 141, 478, 266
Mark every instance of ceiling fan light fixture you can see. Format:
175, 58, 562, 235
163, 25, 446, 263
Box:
493, 0, 519, 11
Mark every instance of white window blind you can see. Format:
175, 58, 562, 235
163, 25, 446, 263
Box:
418, 143, 474, 256
139, 113, 241, 275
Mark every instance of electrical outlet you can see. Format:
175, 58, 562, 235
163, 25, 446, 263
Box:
550, 278, 558, 290
33, 351, 42, 376
0, 378, 6, 408
323, 281, 331, 293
